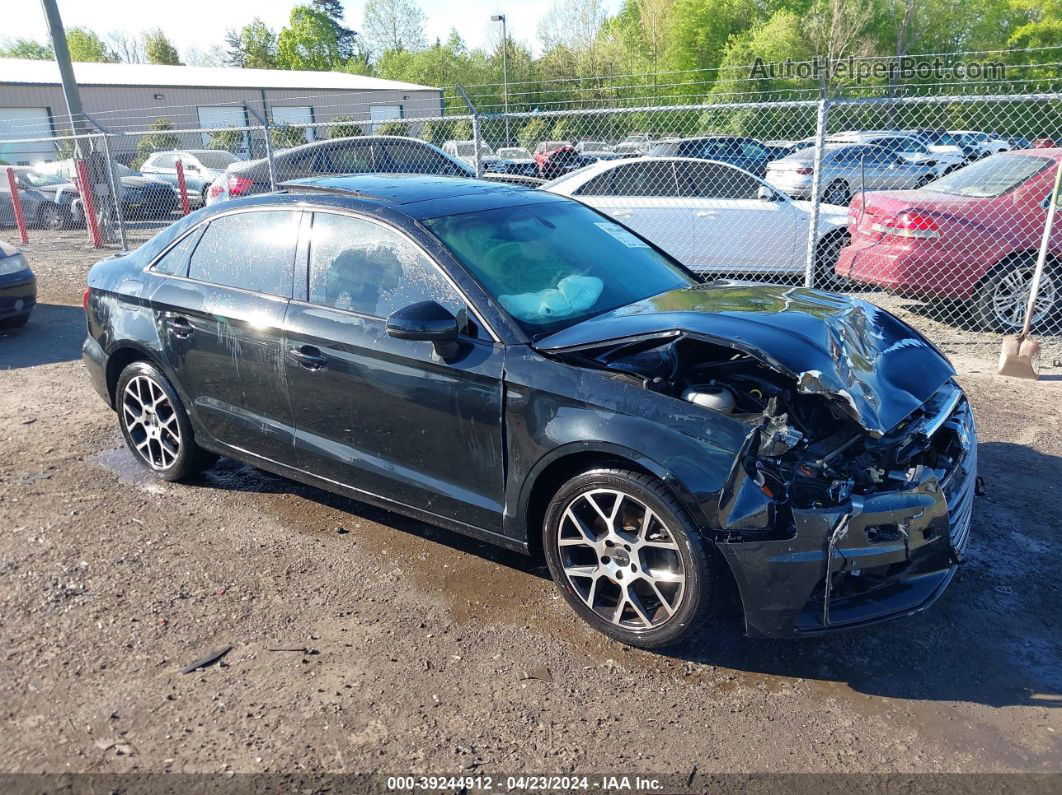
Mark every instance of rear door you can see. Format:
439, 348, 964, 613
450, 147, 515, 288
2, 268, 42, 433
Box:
283, 210, 506, 531
574, 161, 686, 261
150, 208, 301, 464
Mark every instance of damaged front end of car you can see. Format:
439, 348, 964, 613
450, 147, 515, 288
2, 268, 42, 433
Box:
535, 286, 978, 637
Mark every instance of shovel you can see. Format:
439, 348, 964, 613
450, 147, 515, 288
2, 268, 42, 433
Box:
998, 159, 1062, 379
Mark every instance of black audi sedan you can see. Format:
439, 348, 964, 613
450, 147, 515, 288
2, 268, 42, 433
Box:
82, 175, 977, 647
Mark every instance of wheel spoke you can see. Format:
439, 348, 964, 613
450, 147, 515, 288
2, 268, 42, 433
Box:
626, 587, 653, 627
646, 578, 676, 616
562, 508, 596, 545
583, 492, 613, 528
563, 564, 599, 579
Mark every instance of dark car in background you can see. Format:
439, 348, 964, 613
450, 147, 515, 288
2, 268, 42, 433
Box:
206, 135, 472, 204
83, 175, 976, 648
648, 136, 791, 177
1, 168, 80, 230
0, 241, 36, 331
36, 159, 178, 220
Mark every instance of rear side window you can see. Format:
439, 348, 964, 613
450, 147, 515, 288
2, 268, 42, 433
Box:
379, 141, 461, 174
153, 231, 200, 276
307, 212, 461, 319
188, 210, 299, 296
586, 162, 677, 197
676, 161, 761, 199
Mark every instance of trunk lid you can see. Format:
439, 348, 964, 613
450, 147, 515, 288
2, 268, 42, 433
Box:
534, 284, 954, 435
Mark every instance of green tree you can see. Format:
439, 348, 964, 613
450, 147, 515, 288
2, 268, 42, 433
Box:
419, 118, 454, 145
66, 28, 117, 62
518, 117, 550, 150
144, 28, 182, 65
311, 0, 360, 60
133, 118, 180, 169
277, 5, 343, 71
375, 120, 408, 136
0, 38, 52, 60
208, 128, 245, 152
271, 125, 309, 148
363, 0, 427, 59
327, 115, 364, 138
225, 18, 278, 69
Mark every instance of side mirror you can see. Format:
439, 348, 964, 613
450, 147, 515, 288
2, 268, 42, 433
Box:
757, 185, 782, 202
386, 300, 461, 358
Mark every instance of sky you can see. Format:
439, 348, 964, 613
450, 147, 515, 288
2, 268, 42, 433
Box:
6, 0, 625, 59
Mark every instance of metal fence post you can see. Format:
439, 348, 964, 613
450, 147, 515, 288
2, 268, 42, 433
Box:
803, 78, 831, 289
99, 133, 128, 251
472, 113, 484, 178
261, 123, 277, 191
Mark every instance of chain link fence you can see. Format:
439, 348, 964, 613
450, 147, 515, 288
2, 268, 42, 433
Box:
3, 81, 1062, 349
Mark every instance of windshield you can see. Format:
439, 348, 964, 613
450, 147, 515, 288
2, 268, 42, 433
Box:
193, 151, 239, 169
21, 171, 65, 187
423, 200, 697, 335
498, 147, 531, 159
924, 153, 1052, 198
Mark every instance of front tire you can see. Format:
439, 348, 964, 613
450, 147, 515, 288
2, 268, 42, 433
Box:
542, 468, 717, 649
115, 361, 215, 481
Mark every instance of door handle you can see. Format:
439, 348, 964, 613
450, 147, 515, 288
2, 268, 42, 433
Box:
611, 210, 633, 218
695, 211, 717, 218
163, 315, 193, 338
288, 345, 328, 370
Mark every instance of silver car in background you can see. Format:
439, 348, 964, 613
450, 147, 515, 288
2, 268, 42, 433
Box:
766, 143, 938, 205
140, 149, 241, 207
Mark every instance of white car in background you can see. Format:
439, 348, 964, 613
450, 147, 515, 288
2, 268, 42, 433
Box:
948, 130, 1012, 158
542, 156, 851, 282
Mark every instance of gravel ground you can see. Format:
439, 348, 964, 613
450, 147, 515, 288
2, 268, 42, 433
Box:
0, 232, 1060, 787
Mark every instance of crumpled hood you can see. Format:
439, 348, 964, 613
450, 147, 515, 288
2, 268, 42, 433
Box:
534, 284, 955, 435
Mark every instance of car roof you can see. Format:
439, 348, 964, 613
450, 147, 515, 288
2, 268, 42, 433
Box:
279, 173, 565, 218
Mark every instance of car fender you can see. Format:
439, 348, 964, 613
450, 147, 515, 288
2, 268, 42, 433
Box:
503, 347, 750, 541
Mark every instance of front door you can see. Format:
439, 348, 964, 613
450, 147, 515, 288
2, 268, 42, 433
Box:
151, 209, 301, 464
283, 210, 506, 532
675, 160, 800, 273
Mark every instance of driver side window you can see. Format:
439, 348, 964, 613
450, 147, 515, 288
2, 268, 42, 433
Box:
307, 212, 463, 320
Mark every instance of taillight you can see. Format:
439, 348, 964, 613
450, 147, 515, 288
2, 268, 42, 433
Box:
226, 175, 254, 196
872, 210, 941, 239
83, 287, 90, 310
208, 182, 224, 197
795, 167, 814, 176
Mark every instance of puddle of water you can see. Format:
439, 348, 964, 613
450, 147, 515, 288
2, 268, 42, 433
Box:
95, 445, 170, 494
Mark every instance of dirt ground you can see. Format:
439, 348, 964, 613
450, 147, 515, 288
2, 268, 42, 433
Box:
1, 233, 1060, 788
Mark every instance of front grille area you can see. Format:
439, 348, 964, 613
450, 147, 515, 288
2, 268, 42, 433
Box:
940, 399, 977, 553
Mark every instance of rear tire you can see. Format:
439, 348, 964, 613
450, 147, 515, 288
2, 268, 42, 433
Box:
814, 230, 850, 290
972, 255, 1059, 332
822, 180, 850, 206
542, 467, 718, 649
115, 361, 216, 482
36, 203, 64, 230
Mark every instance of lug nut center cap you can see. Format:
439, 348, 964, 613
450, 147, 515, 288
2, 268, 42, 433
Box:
612, 548, 631, 567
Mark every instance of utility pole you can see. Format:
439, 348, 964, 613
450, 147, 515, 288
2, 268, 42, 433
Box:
491, 14, 509, 145
40, 0, 91, 142
41, 0, 119, 244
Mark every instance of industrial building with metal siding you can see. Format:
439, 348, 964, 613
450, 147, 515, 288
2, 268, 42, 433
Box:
0, 58, 444, 164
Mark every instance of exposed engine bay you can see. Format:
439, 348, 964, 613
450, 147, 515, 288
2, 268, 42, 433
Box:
562, 333, 970, 540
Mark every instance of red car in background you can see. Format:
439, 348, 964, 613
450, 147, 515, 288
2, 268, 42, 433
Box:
533, 140, 583, 179
836, 149, 1061, 331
